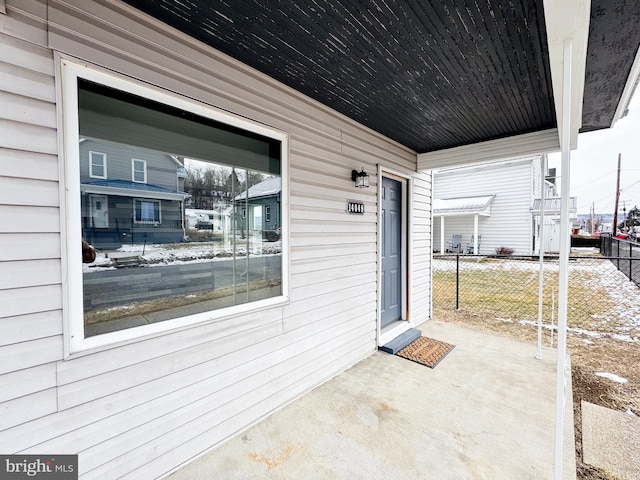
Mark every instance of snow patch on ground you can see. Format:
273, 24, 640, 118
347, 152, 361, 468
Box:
595, 372, 629, 383
83, 241, 282, 273
435, 256, 640, 343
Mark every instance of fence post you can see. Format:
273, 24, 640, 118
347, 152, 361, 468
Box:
456, 254, 460, 310
617, 239, 620, 270
630, 243, 633, 282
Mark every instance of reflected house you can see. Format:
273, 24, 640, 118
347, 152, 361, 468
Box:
80, 138, 190, 249
234, 176, 282, 241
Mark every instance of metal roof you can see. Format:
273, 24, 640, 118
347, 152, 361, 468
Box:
433, 195, 495, 217
122, 0, 640, 154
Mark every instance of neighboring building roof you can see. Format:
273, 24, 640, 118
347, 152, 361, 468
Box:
433, 195, 495, 217
81, 179, 189, 201
435, 155, 541, 176
176, 166, 188, 178
235, 176, 281, 201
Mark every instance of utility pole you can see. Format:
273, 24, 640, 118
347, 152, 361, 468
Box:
591, 202, 595, 234
613, 153, 621, 235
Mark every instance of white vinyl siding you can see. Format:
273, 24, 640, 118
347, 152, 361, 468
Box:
0, 2, 433, 480
411, 175, 433, 319
0, 0, 61, 437
433, 157, 538, 255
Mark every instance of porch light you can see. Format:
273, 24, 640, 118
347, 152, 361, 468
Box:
351, 168, 369, 188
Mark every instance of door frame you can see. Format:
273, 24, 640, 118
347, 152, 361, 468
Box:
377, 166, 413, 346
90, 194, 109, 228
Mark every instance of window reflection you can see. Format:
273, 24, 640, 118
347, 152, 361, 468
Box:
78, 81, 282, 338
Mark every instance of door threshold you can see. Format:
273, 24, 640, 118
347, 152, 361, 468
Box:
379, 320, 412, 347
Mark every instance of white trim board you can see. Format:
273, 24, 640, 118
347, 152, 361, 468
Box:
59, 58, 290, 355
612, 44, 640, 126
376, 167, 414, 346
417, 129, 559, 171
543, 0, 590, 150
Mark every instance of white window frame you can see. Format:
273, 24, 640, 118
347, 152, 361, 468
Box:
59, 58, 289, 356
134, 198, 161, 224
131, 158, 147, 183
89, 151, 107, 179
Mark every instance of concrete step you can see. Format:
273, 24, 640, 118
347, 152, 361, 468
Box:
379, 328, 422, 354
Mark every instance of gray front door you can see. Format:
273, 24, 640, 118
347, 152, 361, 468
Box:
381, 176, 402, 327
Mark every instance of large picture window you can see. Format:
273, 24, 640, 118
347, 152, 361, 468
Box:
62, 60, 288, 353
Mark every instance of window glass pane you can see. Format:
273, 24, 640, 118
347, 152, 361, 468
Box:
134, 199, 160, 223
132, 159, 146, 183
141, 201, 154, 221
79, 80, 282, 339
90, 152, 106, 178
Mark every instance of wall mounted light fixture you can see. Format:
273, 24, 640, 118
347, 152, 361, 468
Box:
351, 168, 370, 188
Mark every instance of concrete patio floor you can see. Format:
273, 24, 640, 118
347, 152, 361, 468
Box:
169, 320, 576, 479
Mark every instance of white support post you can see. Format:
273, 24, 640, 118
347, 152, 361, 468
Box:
440, 216, 445, 254
537, 154, 547, 360
554, 38, 573, 480
473, 214, 479, 254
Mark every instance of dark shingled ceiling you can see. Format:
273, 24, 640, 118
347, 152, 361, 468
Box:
122, 0, 639, 153
581, 0, 640, 133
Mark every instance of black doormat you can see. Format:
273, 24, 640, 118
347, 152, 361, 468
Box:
396, 336, 455, 368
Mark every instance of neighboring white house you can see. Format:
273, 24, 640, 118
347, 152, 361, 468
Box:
433, 156, 577, 255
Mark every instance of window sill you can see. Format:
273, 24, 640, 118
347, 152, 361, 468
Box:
66, 293, 290, 358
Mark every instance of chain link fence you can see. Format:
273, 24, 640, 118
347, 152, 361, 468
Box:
432, 253, 640, 341
600, 236, 640, 287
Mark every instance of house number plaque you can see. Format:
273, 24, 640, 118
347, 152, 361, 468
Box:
346, 200, 365, 215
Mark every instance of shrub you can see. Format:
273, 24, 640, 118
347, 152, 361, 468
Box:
495, 246, 514, 255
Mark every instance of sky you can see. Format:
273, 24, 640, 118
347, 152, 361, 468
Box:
548, 89, 640, 216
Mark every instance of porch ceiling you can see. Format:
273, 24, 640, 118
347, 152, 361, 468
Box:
122, 0, 640, 155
